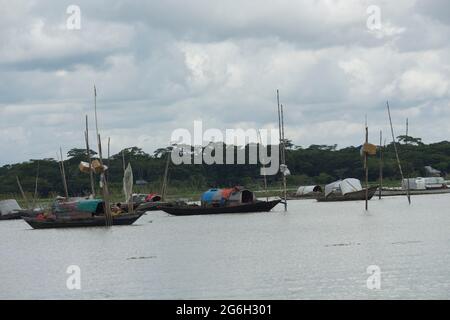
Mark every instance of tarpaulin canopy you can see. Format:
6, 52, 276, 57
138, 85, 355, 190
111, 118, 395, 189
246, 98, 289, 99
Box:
325, 178, 362, 197
201, 187, 255, 206
296, 185, 322, 196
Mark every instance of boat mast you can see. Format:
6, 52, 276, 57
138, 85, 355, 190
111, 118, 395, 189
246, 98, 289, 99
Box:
59, 147, 69, 199
85, 115, 96, 197
161, 147, 171, 201
386, 101, 411, 204
93, 85, 113, 226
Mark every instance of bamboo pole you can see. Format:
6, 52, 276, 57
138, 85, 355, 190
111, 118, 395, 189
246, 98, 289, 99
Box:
32, 161, 40, 209
93, 85, 113, 226
60, 147, 69, 199
405, 118, 411, 199
386, 101, 411, 204
85, 115, 95, 197
257, 131, 269, 202
161, 149, 171, 201
365, 125, 369, 211
378, 130, 383, 200
281, 104, 287, 211
122, 149, 126, 173
16, 176, 30, 209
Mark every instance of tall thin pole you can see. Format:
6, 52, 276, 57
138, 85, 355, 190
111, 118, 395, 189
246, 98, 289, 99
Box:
93, 86, 112, 226
364, 124, 369, 211
378, 130, 383, 200
405, 118, 411, 196
16, 176, 30, 209
281, 104, 287, 211
406, 118, 409, 138
387, 101, 411, 204
122, 150, 126, 173
85, 115, 95, 197
161, 149, 171, 201
59, 147, 69, 199
32, 161, 40, 209
257, 131, 269, 202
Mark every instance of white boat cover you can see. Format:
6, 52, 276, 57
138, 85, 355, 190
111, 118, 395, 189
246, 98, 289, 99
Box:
0, 199, 22, 216
325, 178, 362, 197
296, 185, 321, 196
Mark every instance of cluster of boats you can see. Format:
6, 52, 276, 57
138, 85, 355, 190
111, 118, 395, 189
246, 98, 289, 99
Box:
1, 173, 449, 230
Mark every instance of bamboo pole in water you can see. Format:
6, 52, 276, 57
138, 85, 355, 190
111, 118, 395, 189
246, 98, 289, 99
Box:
365, 125, 369, 211
257, 130, 269, 202
378, 130, 383, 200
387, 101, 411, 204
280, 104, 287, 211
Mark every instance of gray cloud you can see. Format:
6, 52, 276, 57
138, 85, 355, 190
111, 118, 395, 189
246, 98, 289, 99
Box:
0, 0, 449, 165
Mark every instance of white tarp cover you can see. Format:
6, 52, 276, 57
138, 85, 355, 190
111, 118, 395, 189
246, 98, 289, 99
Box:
296, 185, 320, 196
325, 180, 342, 197
0, 199, 22, 216
340, 178, 363, 195
123, 163, 134, 202
325, 178, 362, 197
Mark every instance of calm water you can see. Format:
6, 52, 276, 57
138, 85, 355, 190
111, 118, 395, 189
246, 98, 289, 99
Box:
0, 194, 449, 299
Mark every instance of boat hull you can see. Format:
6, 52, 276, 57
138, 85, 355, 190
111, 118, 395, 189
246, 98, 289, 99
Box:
379, 188, 450, 197
160, 200, 281, 216
316, 186, 378, 202
22, 213, 144, 229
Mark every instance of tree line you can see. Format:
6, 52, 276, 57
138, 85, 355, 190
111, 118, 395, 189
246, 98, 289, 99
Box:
0, 136, 449, 197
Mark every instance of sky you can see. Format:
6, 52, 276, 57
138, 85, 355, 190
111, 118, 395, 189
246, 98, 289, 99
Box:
0, 0, 449, 165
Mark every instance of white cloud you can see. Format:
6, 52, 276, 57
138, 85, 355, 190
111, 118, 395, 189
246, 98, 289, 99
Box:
0, 0, 450, 164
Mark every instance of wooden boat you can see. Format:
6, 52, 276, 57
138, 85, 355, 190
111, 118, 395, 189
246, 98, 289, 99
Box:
379, 187, 450, 197
22, 212, 144, 229
317, 186, 378, 202
160, 199, 281, 216
21, 198, 144, 229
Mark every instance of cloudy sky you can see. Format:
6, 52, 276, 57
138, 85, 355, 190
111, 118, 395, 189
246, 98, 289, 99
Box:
0, 0, 449, 165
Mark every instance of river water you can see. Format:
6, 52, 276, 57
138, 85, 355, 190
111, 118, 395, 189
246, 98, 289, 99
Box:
0, 194, 449, 299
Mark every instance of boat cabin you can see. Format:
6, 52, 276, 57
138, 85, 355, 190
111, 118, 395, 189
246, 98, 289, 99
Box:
201, 187, 256, 207
325, 178, 363, 197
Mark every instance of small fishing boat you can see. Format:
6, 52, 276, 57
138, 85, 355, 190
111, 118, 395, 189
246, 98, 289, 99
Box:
316, 178, 378, 202
160, 199, 281, 216
22, 212, 143, 229
21, 198, 143, 229
160, 187, 281, 216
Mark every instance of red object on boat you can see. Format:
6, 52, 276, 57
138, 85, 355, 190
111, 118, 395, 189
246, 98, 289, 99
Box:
145, 194, 162, 202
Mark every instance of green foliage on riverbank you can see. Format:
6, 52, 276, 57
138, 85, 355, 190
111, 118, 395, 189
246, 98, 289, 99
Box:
1, 137, 449, 200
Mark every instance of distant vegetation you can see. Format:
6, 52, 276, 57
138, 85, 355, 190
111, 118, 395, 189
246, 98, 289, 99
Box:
1, 136, 449, 199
